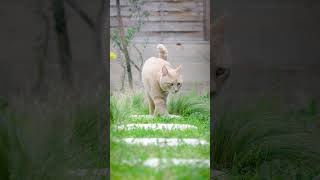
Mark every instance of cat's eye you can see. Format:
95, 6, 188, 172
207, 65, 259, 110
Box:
170, 83, 174, 86
177, 83, 181, 86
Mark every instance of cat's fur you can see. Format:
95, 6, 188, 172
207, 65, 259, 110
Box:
141, 44, 183, 117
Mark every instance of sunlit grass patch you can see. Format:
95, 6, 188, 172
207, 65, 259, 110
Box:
110, 90, 210, 180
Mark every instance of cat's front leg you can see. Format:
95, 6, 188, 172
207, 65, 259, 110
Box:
146, 94, 155, 115
153, 97, 169, 117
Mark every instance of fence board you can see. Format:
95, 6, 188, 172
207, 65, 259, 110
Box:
110, 17, 202, 27
111, 31, 204, 41
110, 10, 203, 17
111, 22, 202, 32
133, 32, 204, 41
110, 14, 202, 22
110, 0, 203, 6
109, 0, 206, 41
110, 2, 203, 13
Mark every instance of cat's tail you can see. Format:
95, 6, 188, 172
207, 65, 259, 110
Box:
157, 44, 168, 60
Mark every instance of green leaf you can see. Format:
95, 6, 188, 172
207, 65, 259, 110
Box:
111, 31, 121, 48
143, 11, 150, 17
125, 27, 137, 44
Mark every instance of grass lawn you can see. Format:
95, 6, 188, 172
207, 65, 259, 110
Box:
110, 91, 210, 180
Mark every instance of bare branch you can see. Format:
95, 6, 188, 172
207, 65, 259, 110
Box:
132, 44, 144, 68
65, 0, 95, 30
130, 60, 141, 72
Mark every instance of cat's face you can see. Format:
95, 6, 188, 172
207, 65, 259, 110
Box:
159, 65, 183, 93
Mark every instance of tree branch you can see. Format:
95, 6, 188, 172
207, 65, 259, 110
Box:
130, 60, 141, 72
132, 44, 144, 68
65, 0, 95, 30
116, 0, 133, 89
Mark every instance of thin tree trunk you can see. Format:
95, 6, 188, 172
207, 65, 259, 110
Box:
116, 0, 133, 89
120, 69, 126, 92
53, 0, 73, 87
33, 0, 50, 92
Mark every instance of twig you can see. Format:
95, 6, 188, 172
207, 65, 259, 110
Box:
130, 60, 141, 72
65, 0, 95, 30
132, 44, 144, 69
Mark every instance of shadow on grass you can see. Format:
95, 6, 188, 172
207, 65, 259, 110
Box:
0, 92, 107, 180
213, 96, 320, 179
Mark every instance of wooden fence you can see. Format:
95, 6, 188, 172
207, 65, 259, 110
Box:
110, 0, 210, 42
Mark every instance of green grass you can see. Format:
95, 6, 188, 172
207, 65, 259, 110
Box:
213, 97, 320, 179
4, 89, 319, 179
0, 93, 107, 180
110, 90, 210, 180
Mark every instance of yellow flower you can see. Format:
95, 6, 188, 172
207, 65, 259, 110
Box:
110, 52, 117, 60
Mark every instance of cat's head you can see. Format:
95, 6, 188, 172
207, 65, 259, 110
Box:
159, 65, 183, 93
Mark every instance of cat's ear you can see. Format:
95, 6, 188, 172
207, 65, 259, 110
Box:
176, 65, 182, 74
162, 65, 169, 76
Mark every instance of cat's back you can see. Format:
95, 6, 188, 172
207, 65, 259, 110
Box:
142, 57, 169, 76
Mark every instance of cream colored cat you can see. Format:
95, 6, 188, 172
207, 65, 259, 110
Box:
141, 44, 183, 117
